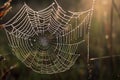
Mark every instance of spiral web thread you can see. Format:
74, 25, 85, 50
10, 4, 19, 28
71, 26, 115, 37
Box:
3, 0, 95, 74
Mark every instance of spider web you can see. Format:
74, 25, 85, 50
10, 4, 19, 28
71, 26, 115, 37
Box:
3, 0, 95, 74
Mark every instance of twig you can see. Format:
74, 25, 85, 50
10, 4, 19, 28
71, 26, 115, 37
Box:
0, 0, 12, 18
90, 55, 120, 61
1, 63, 18, 80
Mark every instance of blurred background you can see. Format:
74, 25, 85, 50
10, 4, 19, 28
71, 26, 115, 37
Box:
0, 0, 120, 80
